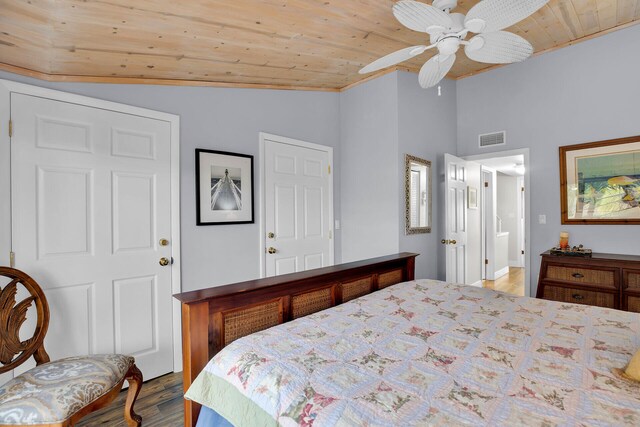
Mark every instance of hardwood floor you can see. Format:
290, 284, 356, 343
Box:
483, 267, 525, 296
77, 372, 184, 426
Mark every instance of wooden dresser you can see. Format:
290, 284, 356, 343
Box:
537, 251, 640, 312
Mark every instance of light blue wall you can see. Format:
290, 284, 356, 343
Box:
456, 24, 640, 295
339, 71, 458, 280
0, 71, 341, 291
397, 71, 457, 280
339, 72, 400, 263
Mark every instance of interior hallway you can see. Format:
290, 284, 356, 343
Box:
483, 267, 525, 296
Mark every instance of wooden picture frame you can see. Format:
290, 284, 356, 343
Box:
560, 135, 640, 225
196, 149, 254, 225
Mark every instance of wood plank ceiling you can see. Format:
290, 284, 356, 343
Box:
0, 0, 638, 91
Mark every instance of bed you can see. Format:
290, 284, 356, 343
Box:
175, 254, 640, 426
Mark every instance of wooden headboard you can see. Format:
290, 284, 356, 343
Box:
173, 252, 418, 426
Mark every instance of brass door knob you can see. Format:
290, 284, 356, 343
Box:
441, 239, 449, 244
267, 247, 277, 254
159, 238, 169, 246
159, 257, 170, 266
451, 240, 457, 245
267, 232, 275, 239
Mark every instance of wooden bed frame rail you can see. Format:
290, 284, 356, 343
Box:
173, 252, 418, 426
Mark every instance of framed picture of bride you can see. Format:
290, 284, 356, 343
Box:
560, 135, 640, 224
196, 149, 254, 225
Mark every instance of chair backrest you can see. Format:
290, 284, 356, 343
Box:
0, 267, 50, 374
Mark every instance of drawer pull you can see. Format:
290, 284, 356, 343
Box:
572, 294, 584, 300
572, 272, 584, 279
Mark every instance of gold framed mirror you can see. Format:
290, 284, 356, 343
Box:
405, 154, 432, 235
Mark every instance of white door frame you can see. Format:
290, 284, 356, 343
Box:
0, 79, 183, 372
516, 175, 525, 268
481, 167, 497, 282
464, 148, 531, 297
258, 132, 334, 278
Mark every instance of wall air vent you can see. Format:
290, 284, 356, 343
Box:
478, 131, 506, 148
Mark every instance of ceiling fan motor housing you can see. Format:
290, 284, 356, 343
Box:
432, 0, 458, 12
430, 12, 465, 55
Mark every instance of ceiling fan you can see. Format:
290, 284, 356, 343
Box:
360, 0, 549, 88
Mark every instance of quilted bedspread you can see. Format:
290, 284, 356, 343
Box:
186, 280, 640, 426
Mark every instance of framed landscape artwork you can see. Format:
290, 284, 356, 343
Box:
560, 135, 640, 224
196, 149, 254, 225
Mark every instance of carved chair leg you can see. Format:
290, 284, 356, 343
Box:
124, 364, 143, 427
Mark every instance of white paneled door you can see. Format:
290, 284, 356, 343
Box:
264, 136, 333, 276
11, 93, 174, 380
444, 153, 468, 284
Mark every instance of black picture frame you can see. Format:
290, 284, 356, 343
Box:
195, 148, 254, 225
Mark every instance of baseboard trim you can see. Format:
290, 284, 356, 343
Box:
509, 260, 523, 268
469, 280, 483, 288
493, 266, 509, 280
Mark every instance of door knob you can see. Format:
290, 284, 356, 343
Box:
451, 240, 457, 245
267, 247, 277, 254
441, 239, 449, 244
159, 238, 169, 246
267, 232, 275, 239
159, 257, 170, 266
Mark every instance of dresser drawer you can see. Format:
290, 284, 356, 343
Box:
541, 284, 616, 309
545, 265, 616, 289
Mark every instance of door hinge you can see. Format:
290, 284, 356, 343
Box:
521, 186, 525, 192
328, 165, 331, 175
9, 252, 15, 268
485, 258, 488, 265
329, 230, 332, 239
484, 182, 488, 187
521, 250, 525, 255
8, 119, 12, 138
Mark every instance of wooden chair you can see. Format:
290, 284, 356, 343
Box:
0, 267, 143, 426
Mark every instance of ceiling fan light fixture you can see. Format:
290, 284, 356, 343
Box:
464, 17, 486, 33
362, 0, 549, 89
437, 37, 461, 56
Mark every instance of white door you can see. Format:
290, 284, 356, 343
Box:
264, 136, 333, 276
444, 153, 468, 284
11, 93, 174, 380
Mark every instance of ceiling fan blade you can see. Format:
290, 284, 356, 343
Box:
465, 31, 533, 64
418, 54, 456, 89
464, 0, 549, 33
393, 0, 453, 34
359, 45, 431, 74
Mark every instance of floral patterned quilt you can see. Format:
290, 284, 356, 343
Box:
186, 280, 640, 426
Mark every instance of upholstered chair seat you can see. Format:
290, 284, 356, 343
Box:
0, 355, 134, 425
0, 267, 143, 426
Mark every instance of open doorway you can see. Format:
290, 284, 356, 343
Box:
464, 150, 530, 297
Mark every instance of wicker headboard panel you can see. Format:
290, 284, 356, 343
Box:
174, 252, 417, 427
